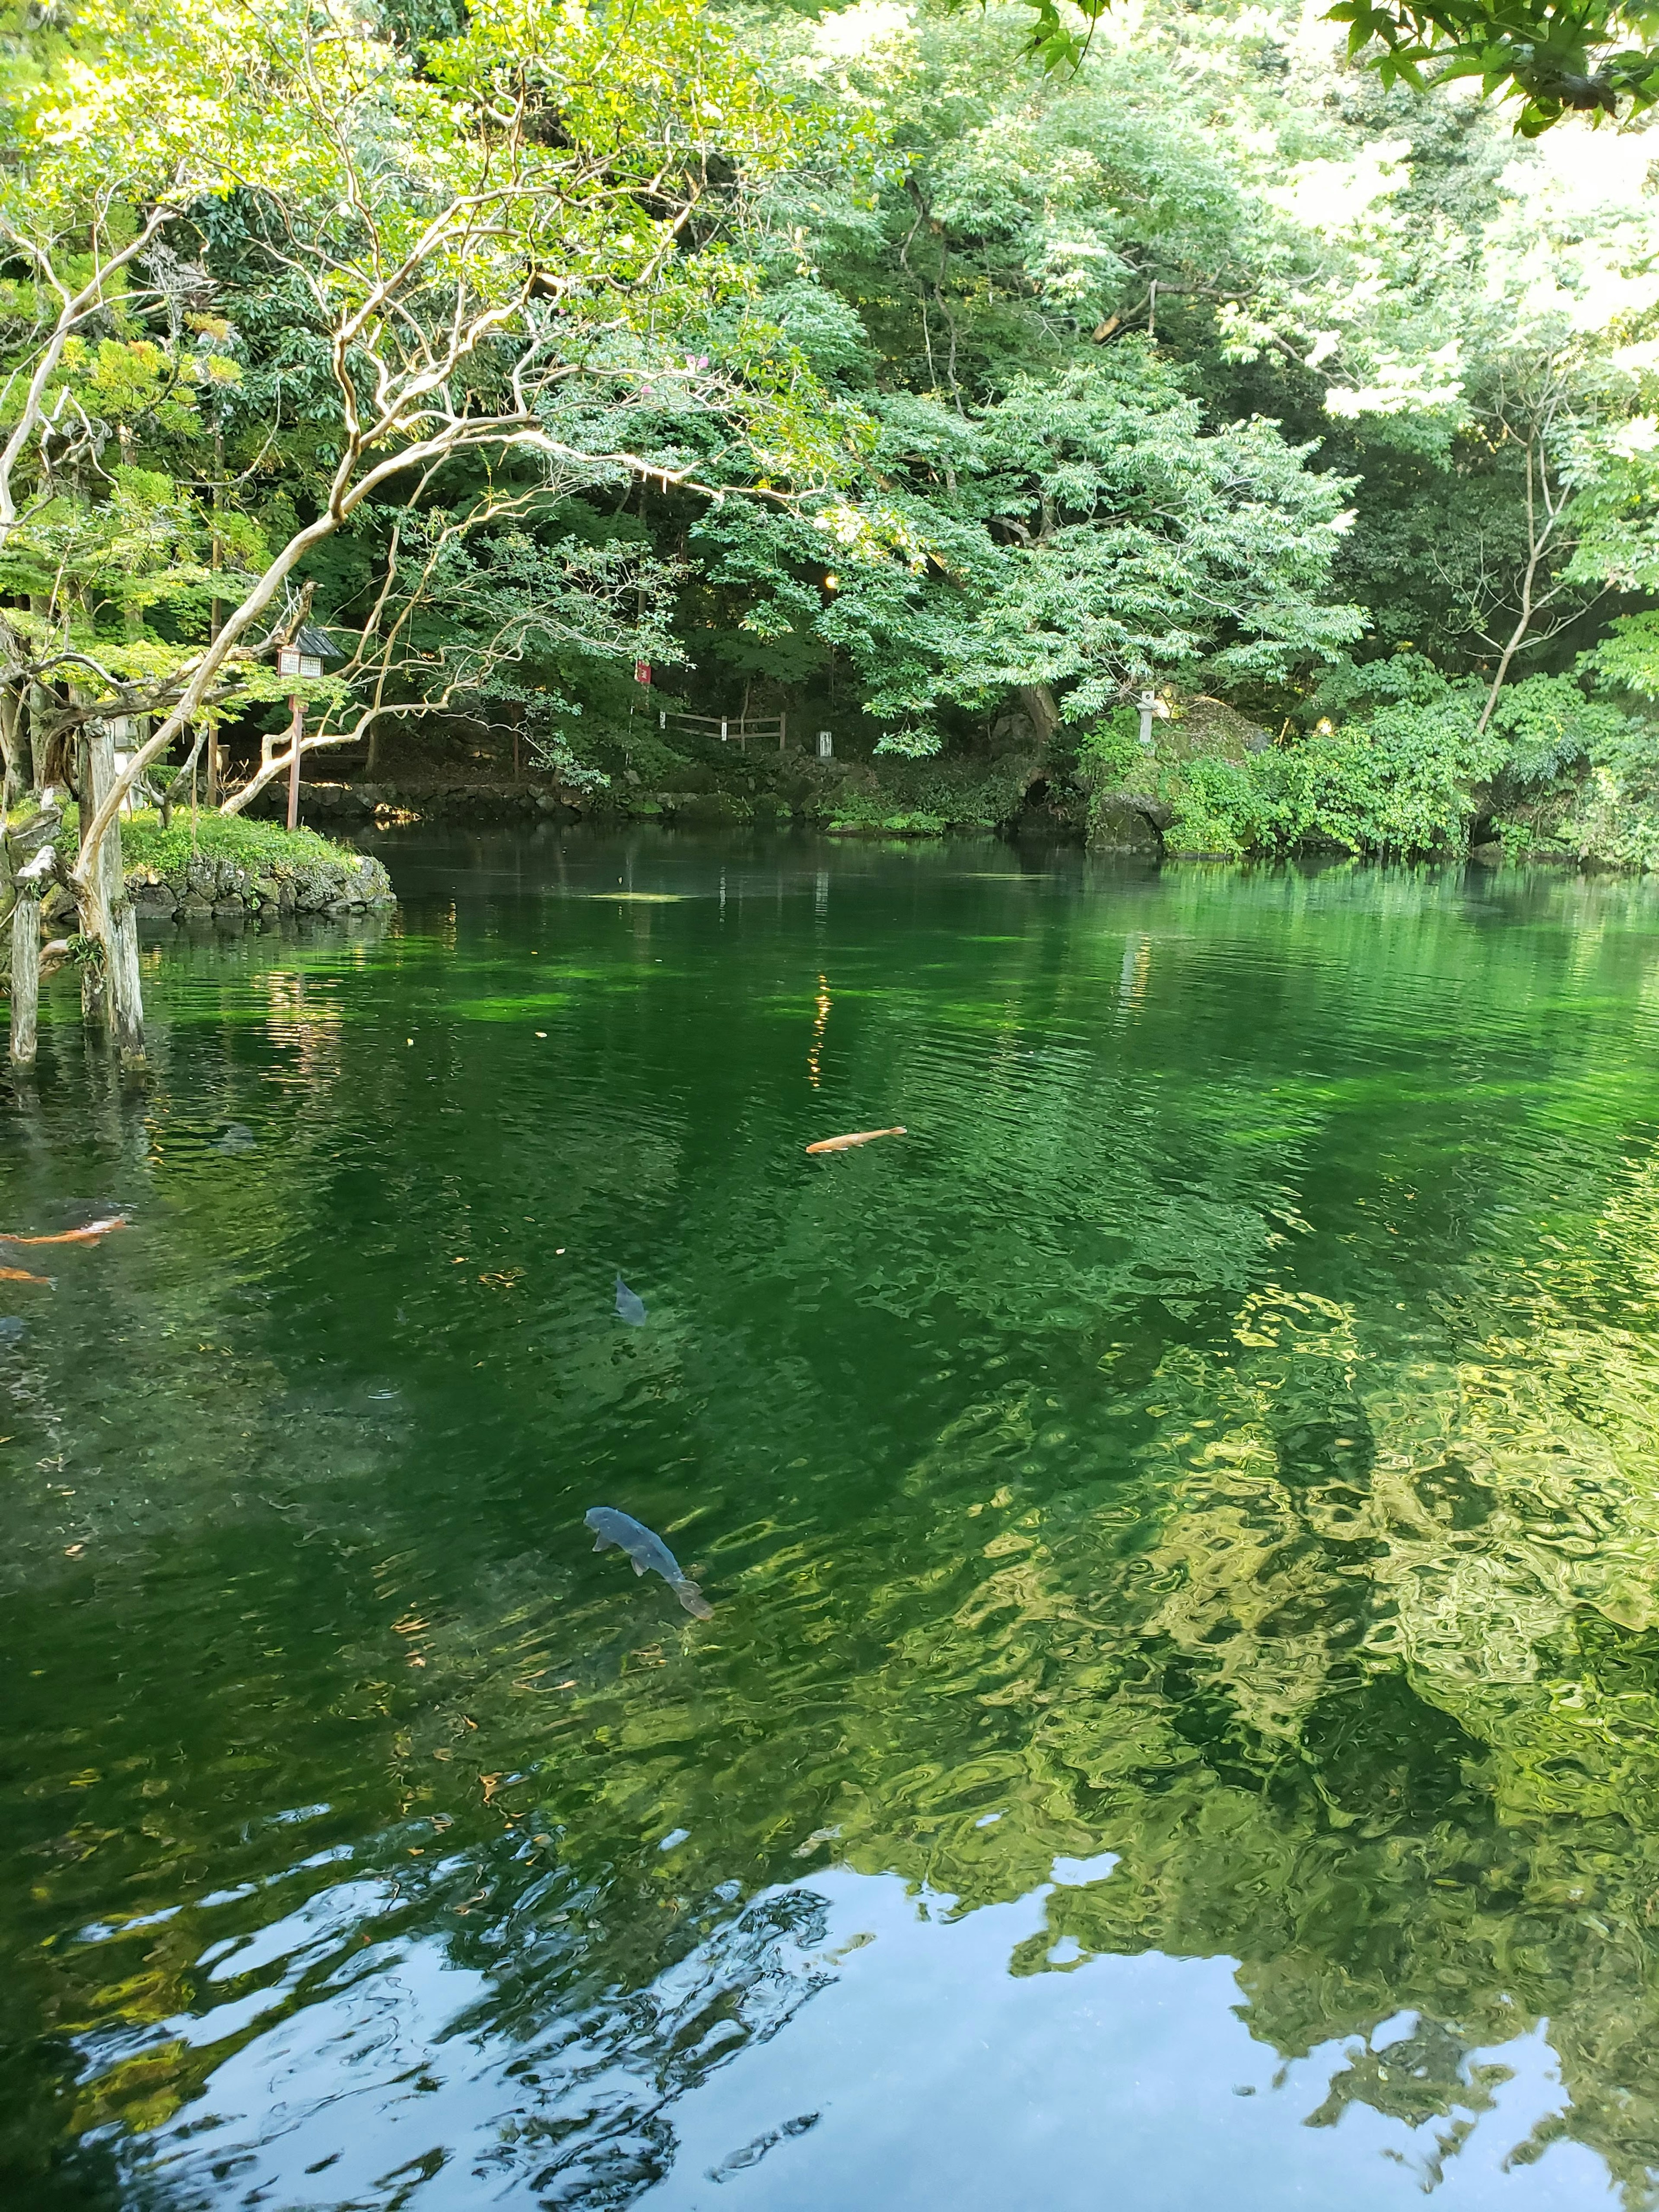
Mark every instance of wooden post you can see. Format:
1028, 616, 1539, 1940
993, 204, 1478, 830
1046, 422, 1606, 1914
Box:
286, 694, 305, 830
9, 847, 52, 1066
107, 898, 146, 1070
76, 722, 105, 1028
779, 710, 787, 755
85, 721, 146, 1067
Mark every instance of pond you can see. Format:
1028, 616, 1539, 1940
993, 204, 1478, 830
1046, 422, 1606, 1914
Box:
6, 830, 1659, 2210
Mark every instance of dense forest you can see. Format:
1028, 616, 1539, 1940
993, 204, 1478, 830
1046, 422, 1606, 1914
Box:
8, 0, 1659, 876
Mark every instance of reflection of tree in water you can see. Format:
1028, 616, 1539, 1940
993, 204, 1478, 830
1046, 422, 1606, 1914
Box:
929, 1246, 1659, 2202
33, 861, 1659, 2206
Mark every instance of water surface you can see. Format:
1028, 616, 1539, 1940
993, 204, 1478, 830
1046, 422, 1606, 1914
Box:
6, 832, 1659, 2209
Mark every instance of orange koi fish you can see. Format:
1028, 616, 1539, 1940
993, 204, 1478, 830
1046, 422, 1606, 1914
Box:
0, 1266, 51, 1285
0, 1216, 127, 1246
804, 1126, 907, 1155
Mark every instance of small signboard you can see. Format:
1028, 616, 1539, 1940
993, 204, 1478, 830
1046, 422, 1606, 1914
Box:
817, 729, 833, 760
634, 660, 652, 687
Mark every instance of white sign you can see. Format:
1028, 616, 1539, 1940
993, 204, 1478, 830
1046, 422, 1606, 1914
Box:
817, 729, 833, 760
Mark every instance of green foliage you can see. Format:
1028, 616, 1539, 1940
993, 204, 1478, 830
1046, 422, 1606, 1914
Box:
1584, 612, 1659, 700
821, 755, 1032, 831
1325, 0, 1659, 134
946, 0, 1659, 136
0, 0, 870, 819
1486, 672, 1635, 782
1075, 706, 1144, 789
696, 355, 1362, 756
2, 0, 1657, 861
1164, 755, 1267, 857
1101, 675, 1510, 858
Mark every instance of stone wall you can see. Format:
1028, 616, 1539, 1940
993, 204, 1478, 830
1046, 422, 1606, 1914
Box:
122, 851, 395, 923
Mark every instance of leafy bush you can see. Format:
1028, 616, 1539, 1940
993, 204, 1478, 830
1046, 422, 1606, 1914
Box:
1165, 757, 1264, 856
1487, 674, 1633, 784
1075, 706, 1144, 790
1146, 692, 1501, 858
1099, 667, 1657, 861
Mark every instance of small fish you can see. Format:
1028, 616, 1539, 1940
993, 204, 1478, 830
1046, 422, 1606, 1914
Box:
805, 1126, 906, 1155
215, 1123, 258, 1154
0, 1215, 127, 1246
0, 1267, 51, 1286
615, 1274, 647, 1326
586, 1506, 712, 1619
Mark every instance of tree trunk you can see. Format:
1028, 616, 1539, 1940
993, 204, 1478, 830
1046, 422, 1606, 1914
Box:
1016, 683, 1060, 750
1476, 586, 1541, 736
0, 679, 24, 810
81, 721, 146, 1066
1476, 439, 1560, 738
27, 684, 51, 792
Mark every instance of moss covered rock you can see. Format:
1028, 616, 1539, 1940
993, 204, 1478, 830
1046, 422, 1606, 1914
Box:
85, 811, 395, 922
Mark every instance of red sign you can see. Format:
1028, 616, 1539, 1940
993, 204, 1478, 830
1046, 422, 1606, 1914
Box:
634, 661, 652, 686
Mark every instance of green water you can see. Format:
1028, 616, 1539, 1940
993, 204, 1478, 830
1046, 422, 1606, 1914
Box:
10, 832, 1659, 2210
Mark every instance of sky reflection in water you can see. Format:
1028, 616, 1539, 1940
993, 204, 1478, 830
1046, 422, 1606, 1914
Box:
69, 1853, 1612, 2211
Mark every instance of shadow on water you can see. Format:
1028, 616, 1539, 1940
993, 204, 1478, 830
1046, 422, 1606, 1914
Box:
5, 830, 1659, 2208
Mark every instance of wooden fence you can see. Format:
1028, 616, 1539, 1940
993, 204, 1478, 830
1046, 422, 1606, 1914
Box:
650, 708, 790, 752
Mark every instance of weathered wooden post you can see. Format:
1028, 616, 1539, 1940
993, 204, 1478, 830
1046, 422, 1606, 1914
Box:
79, 720, 106, 1029
85, 718, 146, 1068
9, 846, 53, 1066
285, 690, 305, 830
276, 626, 338, 830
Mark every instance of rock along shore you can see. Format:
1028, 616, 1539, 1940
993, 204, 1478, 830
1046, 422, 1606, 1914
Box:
123, 849, 395, 924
